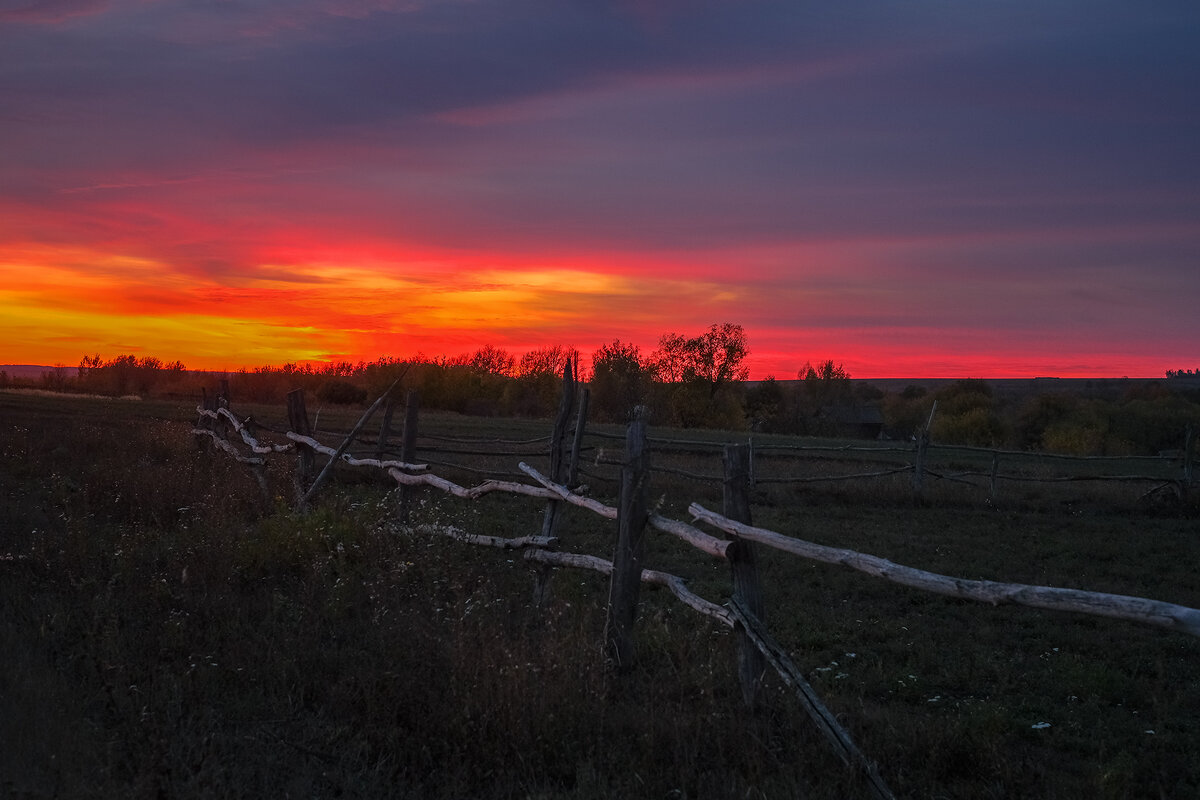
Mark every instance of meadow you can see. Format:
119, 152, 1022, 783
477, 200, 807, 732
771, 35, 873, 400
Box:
2, 389, 1198, 798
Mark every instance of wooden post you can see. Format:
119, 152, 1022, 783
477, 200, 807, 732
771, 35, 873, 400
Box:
398, 390, 420, 523
605, 408, 649, 671
989, 452, 1000, 504
532, 364, 576, 607
912, 429, 929, 496
913, 400, 935, 497
243, 415, 271, 501
568, 386, 590, 486
540, 361, 576, 539
375, 397, 395, 461
286, 388, 315, 488
724, 443, 765, 708
1183, 424, 1195, 499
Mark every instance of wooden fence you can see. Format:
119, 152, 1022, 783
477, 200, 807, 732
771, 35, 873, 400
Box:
191, 371, 1200, 800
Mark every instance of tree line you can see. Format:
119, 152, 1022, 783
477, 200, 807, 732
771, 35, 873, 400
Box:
7, 323, 1199, 457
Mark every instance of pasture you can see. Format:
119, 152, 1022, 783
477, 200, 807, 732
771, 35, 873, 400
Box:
1, 389, 1198, 798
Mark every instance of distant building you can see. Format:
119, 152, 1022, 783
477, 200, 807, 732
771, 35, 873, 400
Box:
819, 404, 884, 439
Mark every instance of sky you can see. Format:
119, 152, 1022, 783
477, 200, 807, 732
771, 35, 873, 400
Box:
1, 1, 1198, 379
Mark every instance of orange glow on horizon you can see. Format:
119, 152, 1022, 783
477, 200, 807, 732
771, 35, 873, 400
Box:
0, 240, 1184, 379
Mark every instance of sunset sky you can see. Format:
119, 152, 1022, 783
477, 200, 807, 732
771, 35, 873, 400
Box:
2, 1, 1197, 378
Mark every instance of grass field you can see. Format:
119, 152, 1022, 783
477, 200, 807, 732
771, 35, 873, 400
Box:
2, 389, 1198, 798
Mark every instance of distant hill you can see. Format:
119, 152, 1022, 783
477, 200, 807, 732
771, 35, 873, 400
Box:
0, 364, 59, 379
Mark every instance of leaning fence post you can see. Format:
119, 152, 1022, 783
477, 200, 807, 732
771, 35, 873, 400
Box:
398, 390, 420, 523
605, 407, 649, 671
724, 443, 766, 708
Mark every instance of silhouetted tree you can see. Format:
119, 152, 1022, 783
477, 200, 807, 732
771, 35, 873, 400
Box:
590, 340, 651, 422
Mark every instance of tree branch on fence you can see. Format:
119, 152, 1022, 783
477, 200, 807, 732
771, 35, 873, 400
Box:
388, 467, 559, 501
523, 549, 735, 628
690, 504, 1200, 639
518, 462, 617, 519
286, 432, 428, 471
191, 428, 265, 465
197, 407, 294, 454
410, 523, 559, 550
728, 598, 895, 800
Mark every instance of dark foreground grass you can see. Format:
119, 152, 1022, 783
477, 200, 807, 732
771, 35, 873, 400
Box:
2, 391, 1198, 798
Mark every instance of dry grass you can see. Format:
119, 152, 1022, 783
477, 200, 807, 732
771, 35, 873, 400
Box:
1, 391, 1198, 798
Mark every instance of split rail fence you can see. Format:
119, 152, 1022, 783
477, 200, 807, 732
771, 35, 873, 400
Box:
192, 372, 1200, 799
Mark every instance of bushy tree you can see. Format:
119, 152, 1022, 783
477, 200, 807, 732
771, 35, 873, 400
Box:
647, 323, 750, 428
589, 340, 651, 422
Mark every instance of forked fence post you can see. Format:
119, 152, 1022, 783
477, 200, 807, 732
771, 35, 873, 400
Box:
724, 443, 766, 708
286, 388, 315, 490
398, 390, 420, 523
605, 408, 649, 671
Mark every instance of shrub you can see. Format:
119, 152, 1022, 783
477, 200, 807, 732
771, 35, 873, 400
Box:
316, 379, 367, 406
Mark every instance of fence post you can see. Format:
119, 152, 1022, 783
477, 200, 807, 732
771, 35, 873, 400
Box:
912, 430, 928, 496
399, 390, 420, 523
989, 452, 1000, 504
605, 407, 649, 671
540, 361, 576, 539
375, 397, 395, 461
1183, 424, 1195, 499
286, 388, 315, 489
568, 386, 590, 486
913, 400, 935, 498
724, 443, 765, 708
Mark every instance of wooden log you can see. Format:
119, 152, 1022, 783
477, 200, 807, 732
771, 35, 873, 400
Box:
690, 504, 1200, 639
519, 462, 617, 518
197, 407, 293, 453
725, 443, 766, 709
524, 549, 735, 628
387, 468, 559, 501
285, 433, 426, 470
647, 514, 730, 559
605, 410, 650, 670
728, 598, 895, 800
191, 428, 265, 465
411, 524, 559, 551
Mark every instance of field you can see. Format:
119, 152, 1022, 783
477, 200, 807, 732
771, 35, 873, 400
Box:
2, 390, 1199, 798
